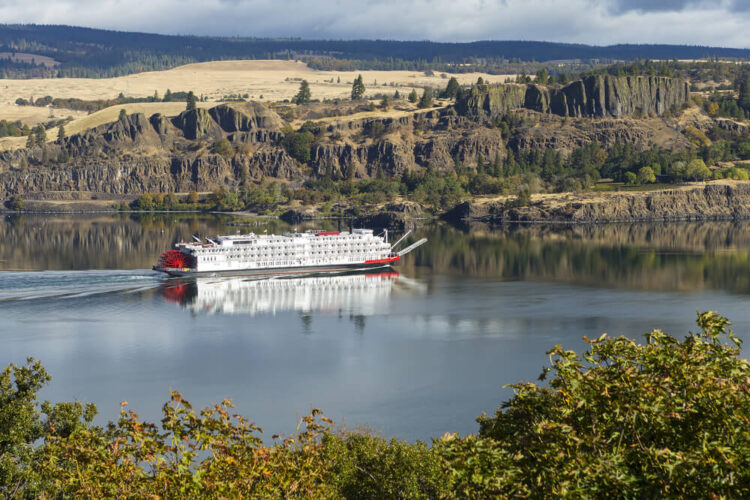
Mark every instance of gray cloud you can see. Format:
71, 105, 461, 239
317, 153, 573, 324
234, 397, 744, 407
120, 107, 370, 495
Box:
0, 0, 747, 47
609, 0, 719, 13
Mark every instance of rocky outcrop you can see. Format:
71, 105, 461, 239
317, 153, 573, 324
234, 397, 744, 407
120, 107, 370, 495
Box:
457, 75, 690, 119
716, 118, 750, 136
209, 102, 283, 132
172, 108, 223, 140
507, 109, 692, 152
447, 182, 750, 223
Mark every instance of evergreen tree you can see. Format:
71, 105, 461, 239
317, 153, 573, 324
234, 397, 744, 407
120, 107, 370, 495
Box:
380, 95, 390, 110
740, 73, 750, 112
57, 125, 65, 143
351, 75, 366, 100
418, 87, 434, 109
293, 80, 311, 105
118, 108, 127, 121
442, 77, 460, 99
163, 89, 172, 102
394, 90, 400, 99
186, 91, 197, 111
408, 89, 418, 103
33, 125, 46, 146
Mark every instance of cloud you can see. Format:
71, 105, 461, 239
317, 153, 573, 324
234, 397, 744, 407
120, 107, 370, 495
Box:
0, 0, 747, 47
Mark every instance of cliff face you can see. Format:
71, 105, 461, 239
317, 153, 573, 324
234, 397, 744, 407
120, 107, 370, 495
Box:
457, 75, 690, 119
448, 182, 750, 223
0, 103, 508, 199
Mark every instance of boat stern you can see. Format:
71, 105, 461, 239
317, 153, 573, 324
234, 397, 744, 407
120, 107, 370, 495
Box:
154, 250, 196, 275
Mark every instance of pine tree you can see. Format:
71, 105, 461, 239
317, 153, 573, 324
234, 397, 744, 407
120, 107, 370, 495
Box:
380, 95, 390, 110
740, 74, 750, 112
418, 87, 434, 109
394, 90, 400, 99
293, 80, 311, 105
351, 75, 365, 100
33, 125, 46, 146
118, 108, 127, 121
57, 125, 65, 143
186, 91, 197, 111
163, 89, 172, 102
408, 89, 418, 103
442, 77, 460, 99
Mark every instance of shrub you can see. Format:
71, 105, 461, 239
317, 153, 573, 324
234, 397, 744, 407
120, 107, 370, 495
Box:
636, 166, 656, 184
460, 312, 750, 498
212, 138, 234, 158
282, 127, 315, 164
686, 158, 711, 181
6, 195, 25, 210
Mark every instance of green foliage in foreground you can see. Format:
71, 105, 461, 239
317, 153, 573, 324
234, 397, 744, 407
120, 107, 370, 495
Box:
2, 312, 750, 498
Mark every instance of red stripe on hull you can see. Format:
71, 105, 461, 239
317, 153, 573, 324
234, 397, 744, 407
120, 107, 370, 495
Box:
364, 256, 400, 264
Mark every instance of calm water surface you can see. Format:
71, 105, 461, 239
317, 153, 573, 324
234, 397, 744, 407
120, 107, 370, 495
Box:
2, 214, 750, 441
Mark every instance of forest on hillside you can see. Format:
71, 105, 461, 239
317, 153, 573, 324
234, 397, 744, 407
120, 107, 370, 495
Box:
0, 24, 748, 79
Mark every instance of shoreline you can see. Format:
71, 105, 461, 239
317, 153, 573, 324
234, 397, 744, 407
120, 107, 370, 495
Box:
6, 180, 750, 226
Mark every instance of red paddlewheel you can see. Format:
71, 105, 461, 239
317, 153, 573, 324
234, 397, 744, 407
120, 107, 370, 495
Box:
157, 250, 194, 269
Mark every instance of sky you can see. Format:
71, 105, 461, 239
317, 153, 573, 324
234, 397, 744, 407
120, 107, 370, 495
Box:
0, 0, 748, 47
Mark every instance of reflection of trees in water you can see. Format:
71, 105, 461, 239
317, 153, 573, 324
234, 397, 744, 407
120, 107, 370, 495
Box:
400, 222, 750, 293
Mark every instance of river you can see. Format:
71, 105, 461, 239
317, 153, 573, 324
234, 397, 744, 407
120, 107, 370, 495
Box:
2, 213, 749, 441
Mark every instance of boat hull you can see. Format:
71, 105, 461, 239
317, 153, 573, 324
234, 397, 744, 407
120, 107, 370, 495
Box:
154, 260, 396, 278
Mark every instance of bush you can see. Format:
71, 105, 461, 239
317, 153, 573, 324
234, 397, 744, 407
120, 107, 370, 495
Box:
212, 138, 234, 158
282, 126, 315, 164
507, 187, 531, 208
637, 166, 656, 184
6, 195, 25, 210
461, 312, 750, 497
686, 158, 711, 181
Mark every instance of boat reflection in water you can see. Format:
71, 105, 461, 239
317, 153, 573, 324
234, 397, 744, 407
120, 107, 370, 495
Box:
161, 270, 403, 317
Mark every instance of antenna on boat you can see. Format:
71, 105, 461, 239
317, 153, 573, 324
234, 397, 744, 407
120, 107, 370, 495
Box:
192, 235, 201, 242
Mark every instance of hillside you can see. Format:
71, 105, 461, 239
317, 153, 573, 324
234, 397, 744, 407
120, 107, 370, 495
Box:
0, 59, 512, 133
1, 71, 748, 221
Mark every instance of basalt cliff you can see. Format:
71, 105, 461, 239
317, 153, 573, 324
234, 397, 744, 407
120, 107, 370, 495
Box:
455, 75, 690, 119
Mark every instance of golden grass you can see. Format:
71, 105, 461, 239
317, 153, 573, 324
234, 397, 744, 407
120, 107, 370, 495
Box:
0, 60, 514, 150
0, 60, 512, 120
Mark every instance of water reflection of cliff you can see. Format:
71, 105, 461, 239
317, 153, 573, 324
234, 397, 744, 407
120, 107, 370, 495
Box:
162, 272, 402, 317
401, 222, 750, 293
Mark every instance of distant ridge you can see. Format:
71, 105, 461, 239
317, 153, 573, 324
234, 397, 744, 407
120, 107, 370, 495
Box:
0, 24, 747, 79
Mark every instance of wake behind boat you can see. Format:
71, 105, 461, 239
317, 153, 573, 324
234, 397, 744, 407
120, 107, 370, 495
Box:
153, 228, 427, 277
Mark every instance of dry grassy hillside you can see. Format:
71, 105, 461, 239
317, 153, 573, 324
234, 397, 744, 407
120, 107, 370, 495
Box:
0, 60, 514, 126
